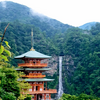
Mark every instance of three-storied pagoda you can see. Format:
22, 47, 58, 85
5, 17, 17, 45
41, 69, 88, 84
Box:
15, 31, 57, 100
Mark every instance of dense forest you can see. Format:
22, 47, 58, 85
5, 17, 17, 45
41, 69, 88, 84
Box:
47, 23, 100, 98
0, 1, 100, 100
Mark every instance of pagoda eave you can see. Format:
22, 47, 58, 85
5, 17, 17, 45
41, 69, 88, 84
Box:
24, 78, 54, 82
15, 68, 51, 71
14, 51, 51, 59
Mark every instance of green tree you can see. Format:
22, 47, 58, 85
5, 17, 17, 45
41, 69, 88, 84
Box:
18, 80, 32, 100
60, 93, 100, 100
1, 67, 20, 98
0, 24, 19, 100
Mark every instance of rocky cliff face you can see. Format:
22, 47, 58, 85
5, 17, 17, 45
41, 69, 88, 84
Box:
48, 55, 76, 93
42, 56, 59, 76
42, 55, 76, 93
44, 55, 75, 76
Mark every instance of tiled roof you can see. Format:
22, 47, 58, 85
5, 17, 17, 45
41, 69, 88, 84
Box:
18, 78, 54, 82
14, 50, 51, 59
15, 68, 51, 71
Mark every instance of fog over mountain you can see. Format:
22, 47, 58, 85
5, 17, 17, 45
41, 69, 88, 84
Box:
0, 1, 98, 31
0, 1, 74, 36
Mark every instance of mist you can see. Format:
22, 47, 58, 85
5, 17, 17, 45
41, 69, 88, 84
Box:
1, 1, 6, 8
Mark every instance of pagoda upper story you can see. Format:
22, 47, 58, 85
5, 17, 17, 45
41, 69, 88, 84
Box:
15, 49, 51, 67
15, 48, 52, 78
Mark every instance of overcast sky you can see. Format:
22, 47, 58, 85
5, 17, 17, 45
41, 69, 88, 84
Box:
0, 0, 100, 27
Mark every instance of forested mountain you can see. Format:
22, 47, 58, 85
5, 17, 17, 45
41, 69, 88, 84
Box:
0, 1, 100, 99
79, 22, 97, 30
0, 1, 72, 37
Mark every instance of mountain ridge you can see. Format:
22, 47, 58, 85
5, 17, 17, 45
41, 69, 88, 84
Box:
79, 22, 97, 30
0, 1, 99, 32
0, 1, 73, 37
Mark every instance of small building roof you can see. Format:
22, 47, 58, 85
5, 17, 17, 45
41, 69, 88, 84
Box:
14, 50, 51, 59
15, 68, 51, 71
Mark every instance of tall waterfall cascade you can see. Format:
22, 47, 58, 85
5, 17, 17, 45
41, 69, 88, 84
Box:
58, 56, 63, 99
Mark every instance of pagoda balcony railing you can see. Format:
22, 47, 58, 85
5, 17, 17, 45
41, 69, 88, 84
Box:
29, 73, 43, 75
21, 75, 46, 78
18, 63, 47, 67
28, 89, 57, 94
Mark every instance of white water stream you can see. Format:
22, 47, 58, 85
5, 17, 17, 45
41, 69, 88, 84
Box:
58, 56, 63, 99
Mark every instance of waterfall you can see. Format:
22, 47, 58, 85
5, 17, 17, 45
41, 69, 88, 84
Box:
58, 56, 63, 99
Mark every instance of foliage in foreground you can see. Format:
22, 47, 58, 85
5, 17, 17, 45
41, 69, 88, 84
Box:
0, 25, 31, 100
0, 66, 31, 100
60, 93, 100, 100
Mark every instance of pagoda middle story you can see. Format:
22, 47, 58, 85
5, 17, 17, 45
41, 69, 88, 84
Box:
15, 48, 57, 100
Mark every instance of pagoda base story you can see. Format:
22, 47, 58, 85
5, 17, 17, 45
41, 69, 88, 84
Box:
32, 93, 51, 100
29, 89, 57, 100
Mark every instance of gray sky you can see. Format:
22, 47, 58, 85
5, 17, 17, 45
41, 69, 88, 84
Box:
0, 0, 100, 26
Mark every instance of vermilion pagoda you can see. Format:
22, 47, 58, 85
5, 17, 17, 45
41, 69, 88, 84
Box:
15, 47, 57, 100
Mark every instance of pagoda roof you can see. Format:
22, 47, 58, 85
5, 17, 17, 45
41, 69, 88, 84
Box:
18, 78, 54, 82
25, 78, 54, 82
14, 50, 51, 59
15, 68, 51, 71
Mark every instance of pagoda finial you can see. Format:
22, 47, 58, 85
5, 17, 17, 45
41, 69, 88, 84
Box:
30, 28, 35, 51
